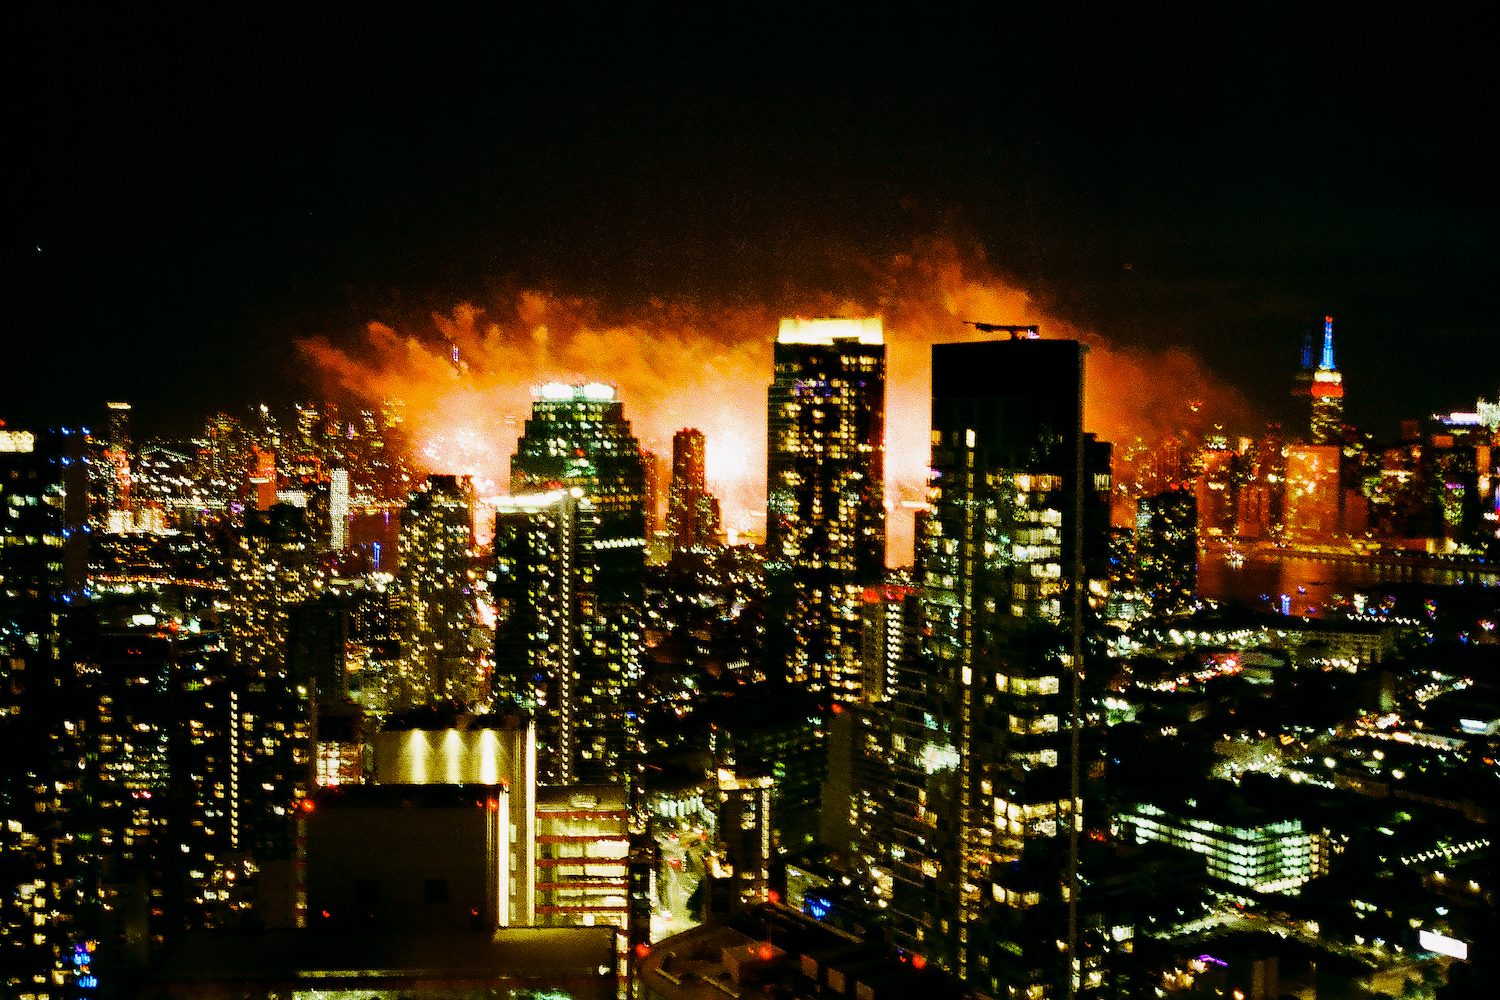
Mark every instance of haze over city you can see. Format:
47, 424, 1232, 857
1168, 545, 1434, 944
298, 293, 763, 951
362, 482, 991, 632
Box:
4, 8, 1496, 1000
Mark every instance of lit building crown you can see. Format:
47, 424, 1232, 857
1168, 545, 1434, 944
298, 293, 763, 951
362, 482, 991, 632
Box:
777, 316, 883, 346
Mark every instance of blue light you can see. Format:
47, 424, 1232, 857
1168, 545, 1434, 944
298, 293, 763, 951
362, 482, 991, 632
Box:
805, 894, 831, 921
79, 975, 98, 989
1320, 316, 1336, 370
1280, 594, 1292, 616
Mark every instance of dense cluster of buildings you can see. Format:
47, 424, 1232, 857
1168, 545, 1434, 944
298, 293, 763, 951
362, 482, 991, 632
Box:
2, 318, 1495, 999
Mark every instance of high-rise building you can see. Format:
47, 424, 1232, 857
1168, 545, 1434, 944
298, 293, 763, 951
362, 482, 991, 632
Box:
665, 428, 722, 550
397, 475, 479, 708
1310, 315, 1344, 446
329, 469, 349, 551
1283, 444, 1342, 542
493, 490, 640, 787
765, 317, 886, 697
0, 426, 90, 994
228, 503, 325, 671
1195, 442, 1238, 538
858, 580, 919, 704
898, 336, 1110, 994
1135, 485, 1197, 619
503, 384, 648, 788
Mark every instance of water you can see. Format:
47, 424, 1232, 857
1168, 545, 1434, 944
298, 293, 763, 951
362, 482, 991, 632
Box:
1197, 548, 1499, 618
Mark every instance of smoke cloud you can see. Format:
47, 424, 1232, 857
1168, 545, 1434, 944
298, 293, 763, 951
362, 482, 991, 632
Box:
298, 239, 1256, 562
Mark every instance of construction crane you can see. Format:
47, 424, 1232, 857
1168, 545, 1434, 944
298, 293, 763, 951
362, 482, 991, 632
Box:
964, 322, 1039, 340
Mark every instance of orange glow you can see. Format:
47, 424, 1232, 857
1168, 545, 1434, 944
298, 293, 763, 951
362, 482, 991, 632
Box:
300, 240, 1255, 563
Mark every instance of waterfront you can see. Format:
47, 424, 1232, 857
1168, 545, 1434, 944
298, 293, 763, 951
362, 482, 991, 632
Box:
1197, 547, 1499, 618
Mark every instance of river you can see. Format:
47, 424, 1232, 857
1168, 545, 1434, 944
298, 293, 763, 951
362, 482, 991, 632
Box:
1196, 547, 1499, 618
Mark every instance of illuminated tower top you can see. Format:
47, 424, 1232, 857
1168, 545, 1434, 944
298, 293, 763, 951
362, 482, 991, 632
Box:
1309, 315, 1344, 445
512, 382, 645, 525
766, 316, 886, 695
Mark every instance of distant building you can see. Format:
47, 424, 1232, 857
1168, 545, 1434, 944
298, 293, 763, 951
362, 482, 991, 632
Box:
1309, 316, 1344, 445
705, 769, 774, 915
229, 502, 324, 671
765, 317, 886, 698
1119, 801, 1317, 895
397, 475, 479, 707
1196, 443, 1238, 537
666, 428, 722, 550
328, 468, 349, 550
858, 581, 919, 704
1136, 485, 1197, 618
1283, 444, 1342, 541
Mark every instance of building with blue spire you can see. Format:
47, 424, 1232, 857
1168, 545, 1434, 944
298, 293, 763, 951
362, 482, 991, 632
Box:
1311, 315, 1344, 445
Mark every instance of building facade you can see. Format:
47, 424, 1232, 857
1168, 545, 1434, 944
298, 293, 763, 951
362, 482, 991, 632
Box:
765, 317, 886, 698
863, 337, 1111, 995
665, 428, 721, 550
397, 475, 479, 707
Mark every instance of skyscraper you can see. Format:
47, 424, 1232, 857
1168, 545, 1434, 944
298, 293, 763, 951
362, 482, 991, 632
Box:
328, 468, 349, 551
1135, 485, 1198, 618
492, 490, 641, 787
397, 475, 479, 707
883, 336, 1110, 994
665, 428, 721, 550
765, 317, 886, 697
502, 383, 648, 786
1, 427, 90, 993
1310, 315, 1344, 445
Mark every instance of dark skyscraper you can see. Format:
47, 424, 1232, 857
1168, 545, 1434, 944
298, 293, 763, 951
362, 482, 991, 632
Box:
870, 336, 1111, 994
502, 384, 648, 786
665, 428, 721, 550
765, 317, 886, 698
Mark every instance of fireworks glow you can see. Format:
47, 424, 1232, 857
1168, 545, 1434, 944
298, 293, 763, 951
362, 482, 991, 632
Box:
299, 241, 1256, 562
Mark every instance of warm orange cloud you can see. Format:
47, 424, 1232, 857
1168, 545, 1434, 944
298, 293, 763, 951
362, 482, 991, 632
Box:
299, 240, 1255, 562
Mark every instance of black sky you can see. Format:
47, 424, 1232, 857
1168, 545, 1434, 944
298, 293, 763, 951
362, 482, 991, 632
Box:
10, 6, 1497, 439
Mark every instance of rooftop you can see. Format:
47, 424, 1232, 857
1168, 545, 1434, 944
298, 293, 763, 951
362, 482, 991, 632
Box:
777, 316, 883, 346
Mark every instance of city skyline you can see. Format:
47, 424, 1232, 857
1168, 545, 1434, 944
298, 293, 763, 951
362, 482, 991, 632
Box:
5, 9, 1496, 1000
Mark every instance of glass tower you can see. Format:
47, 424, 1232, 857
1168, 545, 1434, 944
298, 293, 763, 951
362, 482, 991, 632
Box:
501, 384, 647, 787
910, 337, 1111, 995
765, 317, 886, 698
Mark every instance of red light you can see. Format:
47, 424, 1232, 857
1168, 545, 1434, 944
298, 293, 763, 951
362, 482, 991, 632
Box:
766, 890, 779, 904
830, 703, 843, 714
487, 798, 499, 811
758, 944, 774, 961
321, 910, 330, 918
635, 943, 650, 958
912, 954, 927, 970
301, 800, 315, 813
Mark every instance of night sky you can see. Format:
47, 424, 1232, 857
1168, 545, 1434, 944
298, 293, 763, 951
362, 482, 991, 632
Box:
11, 6, 1497, 439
